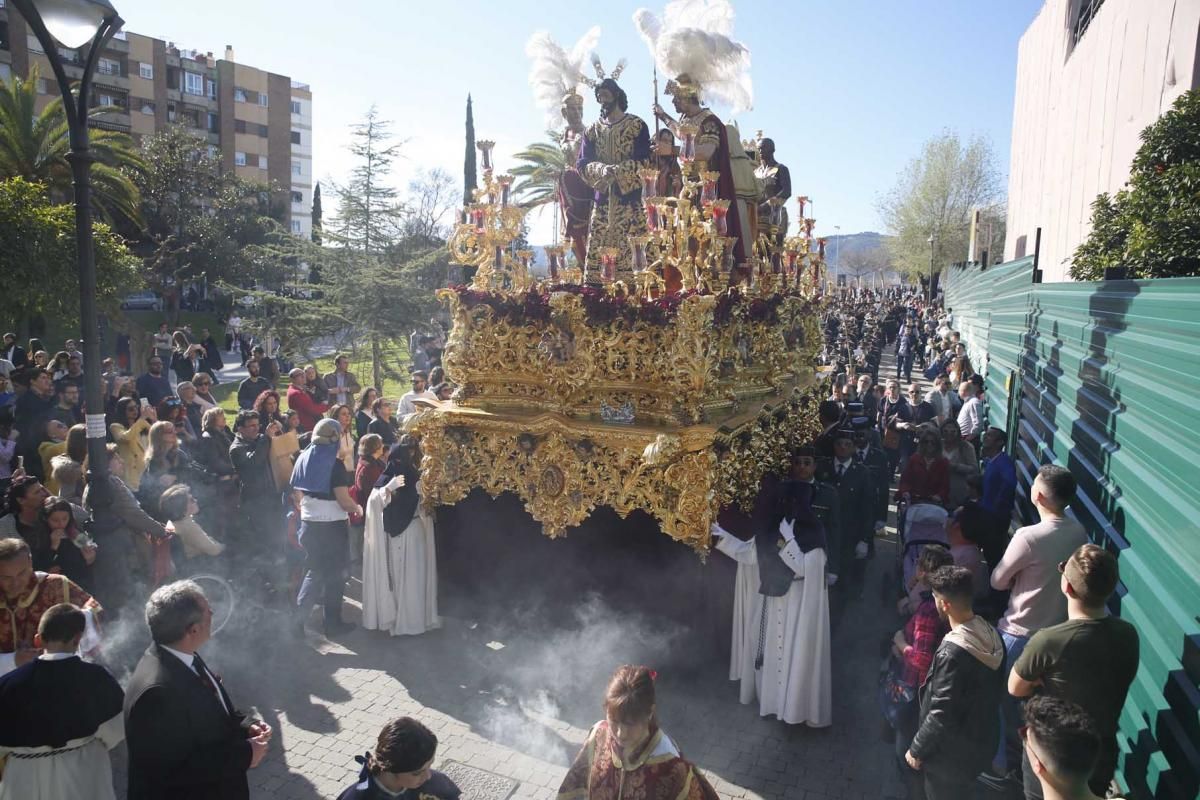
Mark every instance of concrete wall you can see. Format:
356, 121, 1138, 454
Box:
1004, 0, 1200, 282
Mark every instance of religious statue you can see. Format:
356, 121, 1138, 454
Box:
577, 63, 651, 282
755, 137, 792, 247
654, 74, 756, 276
557, 93, 595, 266
525, 28, 600, 268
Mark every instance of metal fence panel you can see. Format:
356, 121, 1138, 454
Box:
942, 262, 1200, 800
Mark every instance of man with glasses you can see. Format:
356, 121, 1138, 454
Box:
1008, 545, 1139, 799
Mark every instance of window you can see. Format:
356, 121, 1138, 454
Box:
257, 155, 267, 169
97, 57, 121, 76
290, 100, 301, 115
234, 88, 247, 103
257, 124, 269, 137
290, 130, 301, 145
234, 119, 246, 134
207, 79, 216, 99
291, 219, 302, 234
139, 100, 155, 114
97, 93, 124, 108
207, 145, 219, 160
183, 71, 204, 95
0, 65, 10, 84
139, 62, 153, 80
291, 191, 303, 204
37, 78, 50, 95
1072, 0, 1106, 46
207, 112, 219, 133
235, 151, 247, 166
291, 159, 302, 176
258, 93, 268, 108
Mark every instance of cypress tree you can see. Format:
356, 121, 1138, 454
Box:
464, 94, 478, 208
311, 182, 323, 245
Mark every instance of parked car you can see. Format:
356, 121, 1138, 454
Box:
120, 291, 162, 311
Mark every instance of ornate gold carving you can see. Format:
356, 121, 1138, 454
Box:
415, 374, 827, 553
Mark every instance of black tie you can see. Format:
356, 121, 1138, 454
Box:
837, 464, 845, 479
192, 653, 225, 711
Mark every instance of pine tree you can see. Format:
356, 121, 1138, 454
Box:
464, 94, 478, 208
327, 107, 413, 390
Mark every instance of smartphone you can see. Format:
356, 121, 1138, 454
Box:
140, 398, 151, 410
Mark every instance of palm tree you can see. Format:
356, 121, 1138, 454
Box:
0, 66, 144, 226
510, 130, 568, 209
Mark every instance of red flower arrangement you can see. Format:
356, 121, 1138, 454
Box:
450, 285, 806, 328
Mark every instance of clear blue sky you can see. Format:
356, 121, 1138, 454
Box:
116, 0, 1044, 243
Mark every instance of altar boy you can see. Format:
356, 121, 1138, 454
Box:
0, 603, 125, 800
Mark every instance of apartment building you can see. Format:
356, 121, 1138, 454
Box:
0, 3, 312, 236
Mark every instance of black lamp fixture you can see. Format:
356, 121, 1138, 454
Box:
11, 0, 124, 485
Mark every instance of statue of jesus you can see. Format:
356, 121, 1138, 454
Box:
577, 77, 651, 282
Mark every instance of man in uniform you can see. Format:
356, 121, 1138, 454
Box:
852, 424, 890, 552
819, 430, 875, 604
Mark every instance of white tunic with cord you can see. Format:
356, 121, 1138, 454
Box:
719, 523, 832, 727
714, 528, 761, 682
361, 484, 440, 636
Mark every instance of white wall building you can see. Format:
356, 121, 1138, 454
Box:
289, 81, 313, 239
1004, 0, 1200, 281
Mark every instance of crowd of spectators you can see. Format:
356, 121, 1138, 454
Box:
0, 304, 1143, 799
819, 290, 1140, 799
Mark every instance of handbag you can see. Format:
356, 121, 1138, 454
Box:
878, 656, 917, 728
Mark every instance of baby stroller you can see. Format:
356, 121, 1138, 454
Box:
894, 498, 949, 600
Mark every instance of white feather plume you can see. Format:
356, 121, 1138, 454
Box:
633, 0, 753, 112
525, 26, 601, 128
657, 26, 753, 112
633, 8, 662, 52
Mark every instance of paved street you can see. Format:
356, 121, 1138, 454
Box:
110, 351, 930, 800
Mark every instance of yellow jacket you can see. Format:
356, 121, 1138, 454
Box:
109, 417, 152, 490
39, 440, 68, 492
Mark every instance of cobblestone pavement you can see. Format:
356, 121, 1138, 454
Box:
110, 351, 940, 800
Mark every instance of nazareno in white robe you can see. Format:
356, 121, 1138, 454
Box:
361, 484, 441, 636
714, 528, 761, 682
718, 528, 832, 727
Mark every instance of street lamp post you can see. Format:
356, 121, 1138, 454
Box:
833, 225, 841, 290
926, 232, 935, 306
11, 0, 124, 489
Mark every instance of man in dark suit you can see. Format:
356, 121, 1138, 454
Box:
124, 580, 271, 800
2, 332, 28, 368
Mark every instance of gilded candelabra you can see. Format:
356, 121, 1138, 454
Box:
782, 196, 827, 300
634, 123, 741, 297
449, 140, 533, 290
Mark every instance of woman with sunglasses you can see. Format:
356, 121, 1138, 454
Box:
897, 425, 950, 507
